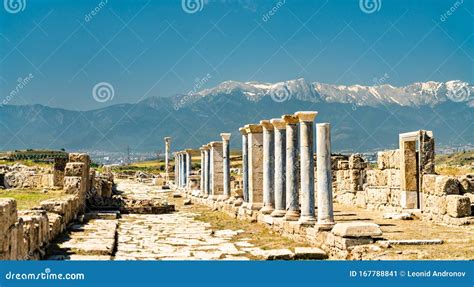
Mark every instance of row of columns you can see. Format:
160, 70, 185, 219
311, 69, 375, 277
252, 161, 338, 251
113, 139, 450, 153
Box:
239, 111, 334, 227
173, 149, 192, 188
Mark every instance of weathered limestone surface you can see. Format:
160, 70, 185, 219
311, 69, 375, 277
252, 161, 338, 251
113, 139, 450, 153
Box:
245, 124, 264, 210
282, 115, 299, 220
210, 142, 224, 199
270, 119, 286, 217
260, 120, 274, 214
331, 222, 382, 238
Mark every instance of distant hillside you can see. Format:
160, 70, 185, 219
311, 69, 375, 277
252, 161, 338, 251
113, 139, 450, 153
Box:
435, 150, 474, 175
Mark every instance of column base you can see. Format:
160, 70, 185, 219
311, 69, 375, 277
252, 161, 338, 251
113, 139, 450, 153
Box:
247, 202, 263, 211
260, 205, 274, 215
270, 209, 286, 217
217, 195, 230, 202
298, 215, 316, 225
284, 210, 300, 221
316, 221, 335, 231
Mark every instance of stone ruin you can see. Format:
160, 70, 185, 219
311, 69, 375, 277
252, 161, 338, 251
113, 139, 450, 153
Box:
0, 153, 115, 260
171, 111, 473, 259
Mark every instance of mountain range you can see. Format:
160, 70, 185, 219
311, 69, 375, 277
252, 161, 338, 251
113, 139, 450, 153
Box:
0, 78, 472, 154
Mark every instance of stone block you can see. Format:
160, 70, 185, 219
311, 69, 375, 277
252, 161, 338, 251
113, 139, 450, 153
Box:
331, 222, 382, 238
446, 195, 471, 218
0, 198, 17, 235
422, 174, 437, 194
366, 188, 390, 204
334, 236, 374, 250
64, 162, 85, 177
263, 249, 294, 260
64, 177, 83, 194
293, 247, 328, 259
435, 176, 460, 196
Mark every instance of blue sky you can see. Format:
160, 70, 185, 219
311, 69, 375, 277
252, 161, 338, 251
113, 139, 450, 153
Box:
0, 0, 472, 110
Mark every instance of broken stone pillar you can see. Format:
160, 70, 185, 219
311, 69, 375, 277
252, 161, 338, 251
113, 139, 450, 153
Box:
260, 120, 275, 215
296, 111, 317, 225
270, 118, 286, 217
52, 157, 67, 188
283, 115, 300, 221
240, 127, 249, 205
64, 162, 86, 214
245, 124, 264, 210
164, 137, 171, 182
210, 141, 224, 200
316, 123, 335, 229
221, 133, 231, 200
69, 153, 91, 194
185, 149, 192, 190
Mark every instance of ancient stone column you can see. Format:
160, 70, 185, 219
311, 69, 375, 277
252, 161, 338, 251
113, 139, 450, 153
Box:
204, 144, 211, 197
185, 149, 192, 190
239, 127, 249, 205
200, 147, 205, 196
245, 124, 264, 210
174, 153, 179, 186
220, 133, 231, 200
180, 152, 186, 187
270, 118, 286, 217
164, 137, 171, 182
209, 141, 224, 200
316, 123, 335, 229
282, 115, 300, 221
260, 120, 275, 214
296, 111, 318, 225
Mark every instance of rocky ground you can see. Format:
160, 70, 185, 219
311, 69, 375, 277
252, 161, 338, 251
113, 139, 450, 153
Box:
47, 180, 324, 260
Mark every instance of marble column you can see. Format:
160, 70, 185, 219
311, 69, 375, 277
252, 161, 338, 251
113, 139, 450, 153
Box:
245, 124, 264, 210
164, 137, 171, 182
185, 149, 192, 190
205, 144, 211, 198
296, 111, 318, 225
239, 127, 249, 206
270, 118, 286, 217
220, 133, 231, 200
282, 114, 300, 221
174, 153, 179, 186
181, 152, 186, 188
210, 141, 224, 200
317, 123, 335, 229
260, 120, 275, 215
200, 147, 205, 196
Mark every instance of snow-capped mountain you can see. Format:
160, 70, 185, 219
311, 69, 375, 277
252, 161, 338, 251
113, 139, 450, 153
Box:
189, 78, 473, 108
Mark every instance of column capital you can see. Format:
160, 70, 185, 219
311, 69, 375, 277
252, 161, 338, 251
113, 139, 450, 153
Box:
164, 137, 171, 143
282, 114, 299, 124
210, 141, 223, 148
239, 127, 248, 135
244, 124, 263, 133
295, 111, 318, 122
259, 120, 274, 130
270, 118, 286, 130
220, 133, 231, 141
185, 149, 193, 153
316, 122, 330, 128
